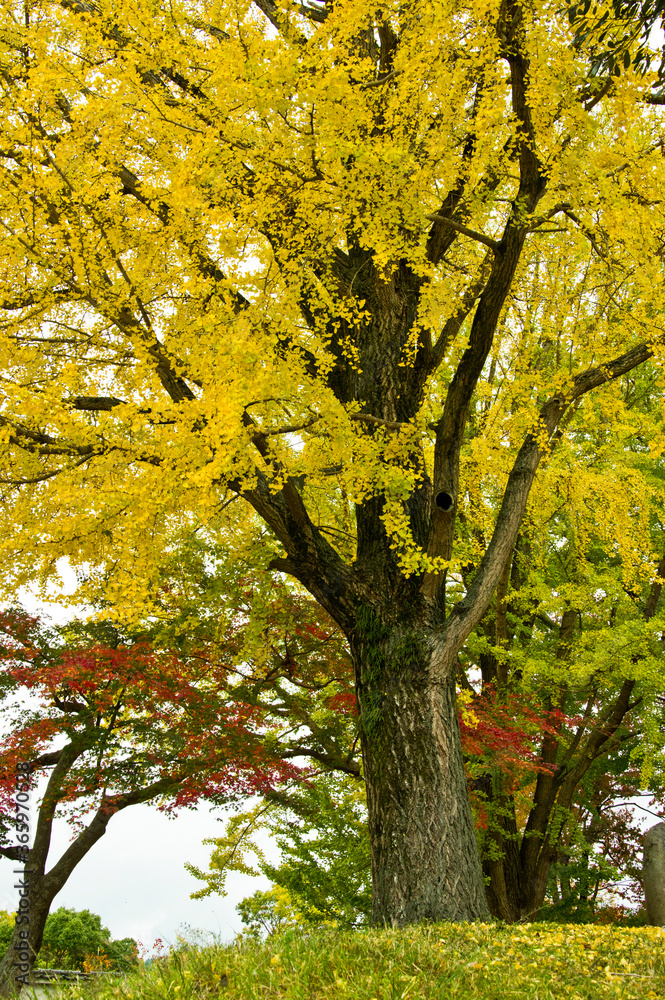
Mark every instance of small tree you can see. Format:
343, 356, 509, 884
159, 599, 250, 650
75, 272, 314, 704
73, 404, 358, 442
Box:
0, 609, 298, 995
541, 757, 664, 924
189, 770, 371, 930
38, 907, 138, 972
235, 888, 305, 941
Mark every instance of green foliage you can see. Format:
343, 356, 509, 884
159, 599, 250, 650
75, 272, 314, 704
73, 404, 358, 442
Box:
258, 776, 371, 930
536, 750, 662, 922
188, 770, 371, 931
235, 887, 304, 940
37, 907, 138, 972
568, 0, 665, 78
0, 906, 138, 971
0, 913, 13, 954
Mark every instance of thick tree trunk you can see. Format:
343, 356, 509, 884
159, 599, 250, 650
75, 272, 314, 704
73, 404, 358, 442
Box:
353, 611, 490, 925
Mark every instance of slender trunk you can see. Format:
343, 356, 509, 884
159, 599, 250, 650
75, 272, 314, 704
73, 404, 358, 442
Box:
0, 869, 53, 997
577, 847, 591, 917
481, 682, 640, 921
0, 794, 125, 995
481, 789, 525, 921
485, 557, 665, 921
353, 610, 490, 925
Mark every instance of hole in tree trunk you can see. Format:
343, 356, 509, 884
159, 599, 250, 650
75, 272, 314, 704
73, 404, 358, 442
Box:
435, 491, 454, 512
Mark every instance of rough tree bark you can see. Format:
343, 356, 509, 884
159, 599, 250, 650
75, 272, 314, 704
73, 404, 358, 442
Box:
353, 613, 487, 924
207, 14, 661, 921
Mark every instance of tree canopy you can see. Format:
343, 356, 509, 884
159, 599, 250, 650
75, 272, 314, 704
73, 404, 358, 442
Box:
1, 0, 665, 928
568, 0, 665, 79
0, 0, 664, 615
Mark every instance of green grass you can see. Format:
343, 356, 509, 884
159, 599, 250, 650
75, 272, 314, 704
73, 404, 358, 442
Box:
47, 922, 665, 1000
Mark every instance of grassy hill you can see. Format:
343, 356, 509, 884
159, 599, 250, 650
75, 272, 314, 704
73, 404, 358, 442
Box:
44, 922, 665, 1000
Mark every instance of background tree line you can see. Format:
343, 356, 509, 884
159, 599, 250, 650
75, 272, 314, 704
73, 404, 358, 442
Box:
0, 908, 137, 973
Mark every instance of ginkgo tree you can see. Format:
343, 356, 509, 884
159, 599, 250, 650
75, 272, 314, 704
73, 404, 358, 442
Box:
1, 0, 665, 928
153, 503, 665, 925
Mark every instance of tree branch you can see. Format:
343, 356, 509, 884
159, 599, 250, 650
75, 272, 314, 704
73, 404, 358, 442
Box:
298, 2, 328, 23
251, 0, 307, 42
349, 413, 404, 431
254, 413, 322, 436
424, 214, 501, 253
0, 844, 28, 862
30, 742, 89, 874
430, 255, 493, 371
69, 396, 124, 411
30, 751, 66, 770
118, 166, 324, 382
360, 69, 401, 90
441, 337, 662, 652
41, 775, 186, 897
0, 416, 97, 459
239, 470, 358, 632
277, 748, 360, 776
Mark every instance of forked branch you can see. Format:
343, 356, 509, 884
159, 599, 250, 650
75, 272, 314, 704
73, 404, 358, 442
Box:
441, 337, 663, 656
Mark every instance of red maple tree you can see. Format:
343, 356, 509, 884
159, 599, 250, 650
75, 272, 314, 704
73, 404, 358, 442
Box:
0, 607, 303, 995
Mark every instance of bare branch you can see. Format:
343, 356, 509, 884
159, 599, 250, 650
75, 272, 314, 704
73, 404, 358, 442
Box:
349, 412, 404, 431
298, 2, 328, 23
277, 747, 360, 776
360, 69, 401, 90
239, 469, 357, 632
69, 396, 124, 411
424, 214, 501, 253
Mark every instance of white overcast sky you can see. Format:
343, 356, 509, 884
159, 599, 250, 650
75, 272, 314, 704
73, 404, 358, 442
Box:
0, 797, 279, 950
0, 571, 282, 952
